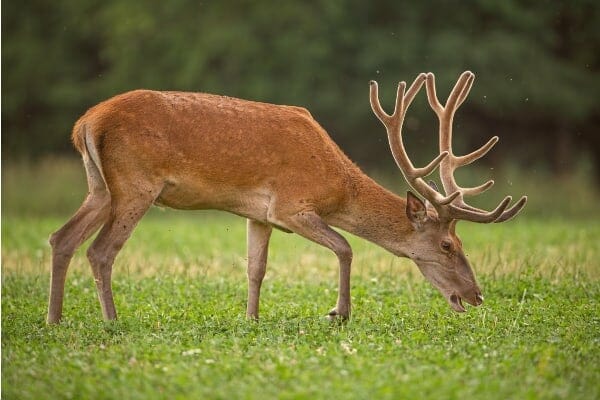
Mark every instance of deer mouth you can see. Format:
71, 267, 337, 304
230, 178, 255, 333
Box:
449, 294, 466, 312
448, 292, 484, 312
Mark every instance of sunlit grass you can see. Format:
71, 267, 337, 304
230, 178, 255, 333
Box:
3, 214, 599, 283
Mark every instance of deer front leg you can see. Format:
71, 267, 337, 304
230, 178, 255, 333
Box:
275, 210, 353, 320
246, 219, 273, 320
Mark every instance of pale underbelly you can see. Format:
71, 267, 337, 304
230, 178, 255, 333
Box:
153, 182, 272, 222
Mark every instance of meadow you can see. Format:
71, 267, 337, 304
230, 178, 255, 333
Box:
2, 159, 599, 399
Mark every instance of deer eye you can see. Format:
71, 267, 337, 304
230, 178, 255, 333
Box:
441, 239, 453, 252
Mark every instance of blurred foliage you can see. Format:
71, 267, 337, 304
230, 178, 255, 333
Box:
2, 0, 599, 178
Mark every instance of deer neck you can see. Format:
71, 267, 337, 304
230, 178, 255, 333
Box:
327, 175, 414, 257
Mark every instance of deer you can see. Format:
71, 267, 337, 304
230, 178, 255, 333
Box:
47, 71, 526, 324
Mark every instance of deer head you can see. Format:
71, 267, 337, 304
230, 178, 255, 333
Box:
369, 71, 527, 312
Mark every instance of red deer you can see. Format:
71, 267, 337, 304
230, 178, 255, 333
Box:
47, 71, 526, 323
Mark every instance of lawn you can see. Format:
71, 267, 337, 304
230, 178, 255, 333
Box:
2, 213, 599, 399
2, 159, 600, 399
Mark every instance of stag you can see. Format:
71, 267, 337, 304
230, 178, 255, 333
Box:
47, 71, 526, 324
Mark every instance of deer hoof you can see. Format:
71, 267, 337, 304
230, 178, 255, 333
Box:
326, 308, 349, 323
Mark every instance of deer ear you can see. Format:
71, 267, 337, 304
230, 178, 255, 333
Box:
406, 191, 428, 229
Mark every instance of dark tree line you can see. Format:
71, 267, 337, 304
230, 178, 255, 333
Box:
3, 1, 599, 180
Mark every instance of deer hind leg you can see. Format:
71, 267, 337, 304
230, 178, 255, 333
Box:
47, 157, 111, 324
47, 191, 110, 323
273, 210, 353, 320
246, 219, 273, 320
86, 190, 156, 321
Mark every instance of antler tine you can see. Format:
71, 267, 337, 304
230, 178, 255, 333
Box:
456, 72, 475, 109
425, 73, 443, 115
415, 151, 450, 179
446, 195, 512, 223
494, 196, 528, 222
369, 81, 392, 124
461, 179, 495, 196
392, 81, 407, 119
455, 136, 499, 168
446, 71, 474, 113
445, 136, 498, 197
404, 73, 427, 109
425, 71, 527, 223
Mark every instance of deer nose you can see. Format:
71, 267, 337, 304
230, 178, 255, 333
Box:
475, 292, 484, 306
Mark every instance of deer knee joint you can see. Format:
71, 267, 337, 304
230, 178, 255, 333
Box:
86, 245, 108, 267
48, 231, 58, 247
336, 245, 353, 265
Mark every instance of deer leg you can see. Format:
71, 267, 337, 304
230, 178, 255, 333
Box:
246, 219, 273, 320
47, 190, 110, 324
86, 194, 153, 320
276, 211, 353, 320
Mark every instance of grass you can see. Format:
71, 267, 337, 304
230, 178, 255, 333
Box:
2, 159, 600, 399
3, 215, 600, 399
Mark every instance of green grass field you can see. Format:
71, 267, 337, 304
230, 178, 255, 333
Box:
2, 159, 600, 399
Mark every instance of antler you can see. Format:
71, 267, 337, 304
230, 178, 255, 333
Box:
369, 74, 461, 209
425, 71, 527, 223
